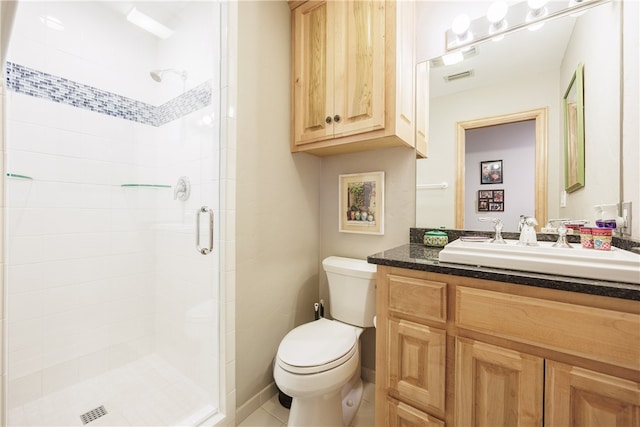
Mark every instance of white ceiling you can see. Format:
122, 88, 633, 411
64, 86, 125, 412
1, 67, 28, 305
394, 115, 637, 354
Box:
97, 0, 578, 101
429, 14, 577, 98
99, 1, 190, 28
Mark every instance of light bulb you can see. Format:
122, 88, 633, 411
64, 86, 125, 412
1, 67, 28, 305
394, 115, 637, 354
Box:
452, 14, 471, 36
487, 1, 508, 23
527, 0, 548, 10
451, 14, 473, 46
526, 0, 548, 28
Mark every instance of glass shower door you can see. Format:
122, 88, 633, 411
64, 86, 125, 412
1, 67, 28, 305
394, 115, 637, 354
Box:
3, 1, 223, 425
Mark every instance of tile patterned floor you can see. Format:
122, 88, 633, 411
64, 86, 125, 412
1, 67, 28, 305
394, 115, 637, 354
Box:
238, 381, 375, 427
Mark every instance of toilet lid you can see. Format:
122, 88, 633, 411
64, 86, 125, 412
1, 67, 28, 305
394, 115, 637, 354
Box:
277, 318, 358, 374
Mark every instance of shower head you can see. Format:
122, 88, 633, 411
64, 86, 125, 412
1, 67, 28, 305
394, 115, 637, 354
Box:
150, 68, 187, 83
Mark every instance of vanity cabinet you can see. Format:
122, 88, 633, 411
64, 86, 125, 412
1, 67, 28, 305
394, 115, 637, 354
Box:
289, 0, 415, 156
375, 266, 640, 427
377, 272, 448, 425
454, 338, 543, 426
545, 361, 640, 426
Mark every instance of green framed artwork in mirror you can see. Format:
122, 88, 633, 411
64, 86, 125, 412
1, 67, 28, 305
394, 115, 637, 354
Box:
563, 63, 585, 193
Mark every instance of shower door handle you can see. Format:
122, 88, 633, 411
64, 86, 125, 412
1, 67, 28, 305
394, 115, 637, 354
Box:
196, 206, 214, 255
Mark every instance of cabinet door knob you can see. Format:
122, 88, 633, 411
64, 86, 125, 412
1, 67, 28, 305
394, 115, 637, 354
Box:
325, 116, 332, 124
333, 114, 341, 123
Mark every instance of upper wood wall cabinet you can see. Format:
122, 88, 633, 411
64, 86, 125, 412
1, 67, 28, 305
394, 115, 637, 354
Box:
290, 0, 416, 156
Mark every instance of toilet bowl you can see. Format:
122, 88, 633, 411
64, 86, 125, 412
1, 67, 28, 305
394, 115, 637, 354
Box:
274, 318, 364, 426
274, 256, 376, 427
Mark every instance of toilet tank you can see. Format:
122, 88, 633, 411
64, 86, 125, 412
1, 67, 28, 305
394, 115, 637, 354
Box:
322, 256, 377, 327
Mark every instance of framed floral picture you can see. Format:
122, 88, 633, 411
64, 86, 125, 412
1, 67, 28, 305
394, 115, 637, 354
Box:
339, 171, 384, 235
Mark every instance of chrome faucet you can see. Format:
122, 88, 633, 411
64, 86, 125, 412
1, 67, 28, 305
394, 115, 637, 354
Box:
518, 215, 539, 246
478, 217, 506, 244
552, 221, 573, 248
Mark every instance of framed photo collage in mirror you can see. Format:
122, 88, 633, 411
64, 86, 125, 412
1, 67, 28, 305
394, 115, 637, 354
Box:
478, 159, 504, 212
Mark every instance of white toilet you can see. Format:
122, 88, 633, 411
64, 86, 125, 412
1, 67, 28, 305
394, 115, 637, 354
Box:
274, 256, 377, 427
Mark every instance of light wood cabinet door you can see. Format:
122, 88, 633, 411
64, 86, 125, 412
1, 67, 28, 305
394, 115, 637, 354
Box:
388, 319, 446, 416
293, 0, 385, 146
455, 337, 544, 427
292, 1, 334, 144
331, 1, 385, 139
387, 399, 445, 427
545, 361, 640, 427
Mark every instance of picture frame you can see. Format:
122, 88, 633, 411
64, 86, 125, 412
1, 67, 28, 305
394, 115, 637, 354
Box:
480, 160, 503, 184
339, 171, 384, 235
563, 63, 585, 193
478, 189, 504, 212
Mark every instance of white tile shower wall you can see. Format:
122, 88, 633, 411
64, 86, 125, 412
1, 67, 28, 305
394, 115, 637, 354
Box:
5, 0, 221, 412
5, 92, 158, 409
6, 1, 160, 105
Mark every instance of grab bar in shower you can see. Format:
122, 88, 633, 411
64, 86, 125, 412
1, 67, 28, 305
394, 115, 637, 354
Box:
196, 206, 214, 255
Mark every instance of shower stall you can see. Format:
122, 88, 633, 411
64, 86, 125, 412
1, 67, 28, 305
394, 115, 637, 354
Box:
2, 1, 227, 425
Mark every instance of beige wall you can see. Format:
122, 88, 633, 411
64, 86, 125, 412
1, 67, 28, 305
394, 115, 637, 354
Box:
319, 147, 417, 373
235, 0, 322, 416
234, 1, 418, 415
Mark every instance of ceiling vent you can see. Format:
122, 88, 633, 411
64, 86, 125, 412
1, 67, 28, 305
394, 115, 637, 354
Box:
443, 69, 474, 82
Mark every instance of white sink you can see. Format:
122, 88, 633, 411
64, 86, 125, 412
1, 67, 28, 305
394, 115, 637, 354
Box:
439, 238, 640, 284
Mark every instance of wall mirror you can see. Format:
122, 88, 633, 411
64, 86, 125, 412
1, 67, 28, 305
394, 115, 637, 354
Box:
415, 1, 622, 232
563, 62, 585, 193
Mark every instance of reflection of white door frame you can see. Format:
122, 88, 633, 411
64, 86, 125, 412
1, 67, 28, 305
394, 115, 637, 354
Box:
455, 108, 548, 230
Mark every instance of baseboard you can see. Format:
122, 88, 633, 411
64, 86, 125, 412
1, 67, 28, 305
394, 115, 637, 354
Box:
362, 366, 375, 384
235, 382, 278, 424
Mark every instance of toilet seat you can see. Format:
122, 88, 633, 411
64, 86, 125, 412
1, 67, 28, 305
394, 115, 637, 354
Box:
277, 318, 358, 375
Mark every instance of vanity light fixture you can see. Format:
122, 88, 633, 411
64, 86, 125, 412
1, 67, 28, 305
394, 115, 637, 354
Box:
451, 14, 473, 46
487, 1, 509, 41
526, 0, 549, 31
126, 7, 174, 39
444, 0, 610, 51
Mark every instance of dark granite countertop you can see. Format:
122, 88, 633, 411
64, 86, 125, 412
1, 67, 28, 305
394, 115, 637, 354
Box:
368, 243, 640, 301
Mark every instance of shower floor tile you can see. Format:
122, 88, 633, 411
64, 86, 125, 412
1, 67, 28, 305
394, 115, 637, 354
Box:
7, 354, 217, 427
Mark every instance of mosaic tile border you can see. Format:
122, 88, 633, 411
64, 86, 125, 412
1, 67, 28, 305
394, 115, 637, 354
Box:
5, 62, 212, 127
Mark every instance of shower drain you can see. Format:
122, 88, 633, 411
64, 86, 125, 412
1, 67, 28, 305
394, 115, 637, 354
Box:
80, 405, 108, 425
